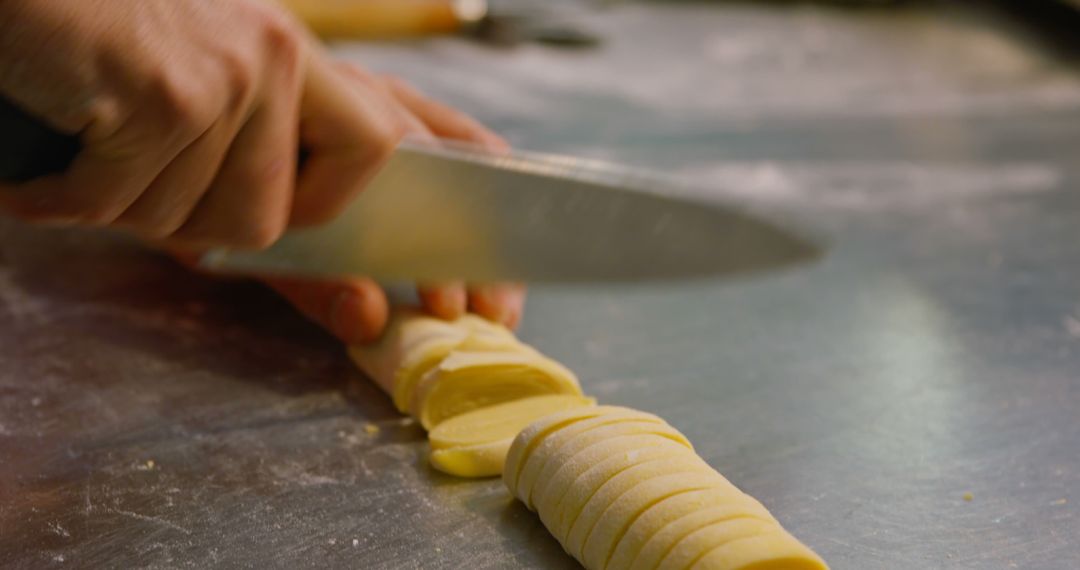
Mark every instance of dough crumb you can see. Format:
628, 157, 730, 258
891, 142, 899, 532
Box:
352, 538, 359, 547
1052, 498, 1067, 506
363, 423, 380, 435
963, 492, 974, 502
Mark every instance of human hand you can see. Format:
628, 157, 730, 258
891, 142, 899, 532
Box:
0, 0, 525, 342
262, 65, 526, 344
0, 0, 394, 248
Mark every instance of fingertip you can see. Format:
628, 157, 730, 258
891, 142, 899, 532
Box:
330, 281, 389, 344
468, 283, 526, 329
480, 133, 511, 155
501, 285, 527, 330
418, 282, 467, 320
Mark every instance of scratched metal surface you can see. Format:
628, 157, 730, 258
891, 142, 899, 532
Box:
3, 1, 1080, 569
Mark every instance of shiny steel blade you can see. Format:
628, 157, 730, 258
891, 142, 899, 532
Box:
199, 141, 821, 283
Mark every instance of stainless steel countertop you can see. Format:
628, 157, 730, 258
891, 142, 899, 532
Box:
2, 2, 1078, 568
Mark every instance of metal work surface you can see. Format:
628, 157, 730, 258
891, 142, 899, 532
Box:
2, 1, 1079, 568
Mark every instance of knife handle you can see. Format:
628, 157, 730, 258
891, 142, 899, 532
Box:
279, 0, 465, 40
0, 97, 80, 183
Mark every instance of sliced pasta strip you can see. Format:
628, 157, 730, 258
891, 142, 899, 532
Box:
505, 406, 626, 498
412, 350, 582, 429
542, 436, 692, 542
655, 518, 781, 570
607, 488, 776, 570
518, 413, 680, 510
502, 405, 829, 570
427, 394, 595, 477
691, 530, 829, 570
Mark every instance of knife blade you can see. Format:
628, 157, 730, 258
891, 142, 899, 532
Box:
0, 96, 821, 283
201, 140, 821, 283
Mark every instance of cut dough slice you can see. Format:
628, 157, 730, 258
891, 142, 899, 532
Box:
348, 310, 466, 404
647, 517, 780, 570
504, 406, 628, 499
349, 311, 529, 414
584, 476, 774, 570
456, 313, 517, 338
501, 404, 830, 570
690, 530, 829, 570
429, 443, 507, 478
427, 395, 596, 478
519, 414, 682, 510
534, 434, 685, 527
412, 350, 582, 430
390, 338, 461, 414
526, 419, 691, 513
565, 464, 724, 560
542, 436, 692, 542
456, 316, 526, 353
430, 394, 596, 451
607, 488, 776, 570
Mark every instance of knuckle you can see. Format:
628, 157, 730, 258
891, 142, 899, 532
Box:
149, 72, 213, 138
257, 8, 304, 67
220, 51, 258, 111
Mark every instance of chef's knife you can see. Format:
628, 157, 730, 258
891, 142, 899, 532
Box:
0, 96, 821, 283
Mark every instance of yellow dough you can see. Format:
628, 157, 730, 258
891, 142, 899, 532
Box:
541, 436, 692, 542
633, 507, 781, 570
655, 518, 782, 570
429, 444, 506, 478
517, 413, 682, 510
691, 530, 829, 570
429, 394, 596, 451
502, 405, 829, 570
412, 350, 582, 429
427, 394, 595, 478
607, 489, 776, 570
349, 314, 829, 569
350, 311, 523, 412
584, 477, 774, 570
505, 406, 626, 498
349, 311, 580, 429
524, 419, 691, 513
524, 418, 691, 512
348, 309, 465, 404
566, 468, 724, 561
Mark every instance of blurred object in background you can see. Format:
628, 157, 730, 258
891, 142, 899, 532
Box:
279, 0, 477, 39
279, 0, 600, 48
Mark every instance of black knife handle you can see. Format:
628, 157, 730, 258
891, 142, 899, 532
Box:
0, 96, 80, 183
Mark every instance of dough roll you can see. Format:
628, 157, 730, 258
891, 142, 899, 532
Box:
349, 310, 586, 476
349, 311, 583, 430
504, 406, 829, 570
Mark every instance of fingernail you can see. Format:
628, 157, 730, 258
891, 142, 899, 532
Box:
443, 286, 467, 317
475, 285, 518, 327
421, 281, 466, 319
501, 288, 526, 329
